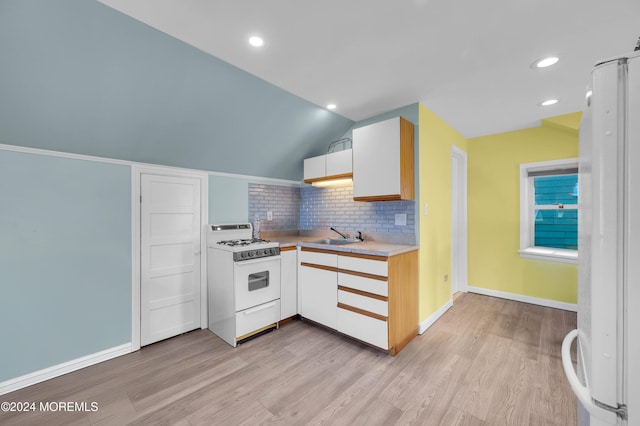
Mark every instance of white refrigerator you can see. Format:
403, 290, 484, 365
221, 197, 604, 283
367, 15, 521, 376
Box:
562, 50, 640, 425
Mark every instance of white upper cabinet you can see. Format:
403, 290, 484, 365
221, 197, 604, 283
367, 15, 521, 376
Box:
303, 154, 326, 182
303, 149, 352, 184
326, 149, 352, 177
352, 117, 414, 201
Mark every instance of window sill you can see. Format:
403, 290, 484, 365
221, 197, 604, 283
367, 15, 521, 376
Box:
518, 247, 578, 264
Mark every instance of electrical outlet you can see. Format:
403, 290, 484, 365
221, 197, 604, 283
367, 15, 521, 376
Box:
395, 213, 407, 226
267, 211, 273, 221
444, 274, 448, 282
424, 203, 428, 216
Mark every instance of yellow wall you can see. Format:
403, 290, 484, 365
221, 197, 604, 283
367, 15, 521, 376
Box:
467, 122, 579, 303
418, 103, 468, 321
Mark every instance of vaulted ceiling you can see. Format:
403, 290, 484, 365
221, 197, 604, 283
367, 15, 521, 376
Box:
99, 0, 639, 138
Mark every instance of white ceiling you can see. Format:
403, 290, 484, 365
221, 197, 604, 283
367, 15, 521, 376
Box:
98, 0, 640, 138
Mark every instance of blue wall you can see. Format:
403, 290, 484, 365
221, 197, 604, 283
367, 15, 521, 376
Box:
0, 0, 352, 383
0, 150, 131, 382
209, 174, 299, 224
0, 0, 419, 385
344, 103, 419, 138
0, 0, 353, 180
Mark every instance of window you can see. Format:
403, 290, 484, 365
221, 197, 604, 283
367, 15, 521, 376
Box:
519, 158, 578, 263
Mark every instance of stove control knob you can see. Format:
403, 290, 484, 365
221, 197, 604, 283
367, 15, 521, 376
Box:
241, 252, 247, 258
248, 251, 254, 258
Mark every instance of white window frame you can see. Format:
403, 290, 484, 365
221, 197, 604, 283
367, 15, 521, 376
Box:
519, 158, 578, 264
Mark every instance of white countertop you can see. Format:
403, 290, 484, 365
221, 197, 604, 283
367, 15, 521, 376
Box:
273, 236, 418, 257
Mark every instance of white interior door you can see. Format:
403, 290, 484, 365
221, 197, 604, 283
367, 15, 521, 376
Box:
451, 146, 468, 297
141, 173, 201, 346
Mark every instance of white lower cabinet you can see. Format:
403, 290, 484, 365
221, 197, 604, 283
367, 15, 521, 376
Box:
337, 307, 388, 350
297, 248, 418, 355
337, 269, 390, 350
280, 248, 297, 320
298, 249, 337, 329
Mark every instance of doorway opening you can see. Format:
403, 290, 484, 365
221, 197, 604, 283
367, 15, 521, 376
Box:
451, 146, 468, 298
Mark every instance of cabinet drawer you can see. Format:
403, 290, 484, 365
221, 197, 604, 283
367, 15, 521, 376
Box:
338, 272, 388, 296
338, 255, 388, 276
337, 307, 388, 350
299, 249, 338, 268
338, 289, 387, 317
235, 299, 280, 339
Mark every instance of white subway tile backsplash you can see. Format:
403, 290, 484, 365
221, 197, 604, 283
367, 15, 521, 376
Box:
248, 182, 415, 241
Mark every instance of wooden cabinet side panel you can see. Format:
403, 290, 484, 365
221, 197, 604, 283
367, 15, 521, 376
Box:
388, 250, 419, 352
399, 117, 415, 200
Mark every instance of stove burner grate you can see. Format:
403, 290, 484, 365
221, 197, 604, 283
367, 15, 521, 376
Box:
217, 238, 270, 247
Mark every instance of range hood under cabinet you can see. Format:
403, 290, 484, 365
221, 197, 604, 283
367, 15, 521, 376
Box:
303, 149, 352, 186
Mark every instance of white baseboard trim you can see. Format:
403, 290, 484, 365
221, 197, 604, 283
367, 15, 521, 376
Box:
467, 286, 577, 312
0, 343, 132, 396
419, 299, 453, 334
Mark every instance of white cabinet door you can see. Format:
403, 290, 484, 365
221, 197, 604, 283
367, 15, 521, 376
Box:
352, 117, 414, 201
353, 117, 401, 198
140, 174, 201, 346
280, 249, 297, 320
303, 154, 326, 182
299, 264, 337, 329
326, 149, 352, 177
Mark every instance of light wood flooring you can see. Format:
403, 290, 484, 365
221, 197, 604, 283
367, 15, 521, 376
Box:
1, 293, 577, 425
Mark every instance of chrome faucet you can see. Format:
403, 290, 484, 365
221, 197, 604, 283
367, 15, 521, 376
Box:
356, 231, 364, 242
330, 227, 347, 239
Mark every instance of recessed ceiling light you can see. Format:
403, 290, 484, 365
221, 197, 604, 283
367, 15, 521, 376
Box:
249, 36, 264, 47
326, 104, 336, 110
539, 99, 559, 106
532, 56, 559, 69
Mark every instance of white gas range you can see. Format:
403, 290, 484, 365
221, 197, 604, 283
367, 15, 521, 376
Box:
207, 223, 281, 347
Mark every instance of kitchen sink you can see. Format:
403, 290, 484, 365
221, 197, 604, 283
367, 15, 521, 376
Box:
308, 238, 358, 246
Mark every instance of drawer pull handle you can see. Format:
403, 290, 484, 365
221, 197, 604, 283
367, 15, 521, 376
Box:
338, 303, 388, 322
338, 285, 388, 301
244, 302, 276, 315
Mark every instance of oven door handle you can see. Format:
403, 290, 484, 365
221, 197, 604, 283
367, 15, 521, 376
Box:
235, 255, 281, 265
244, 301, 277, 315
